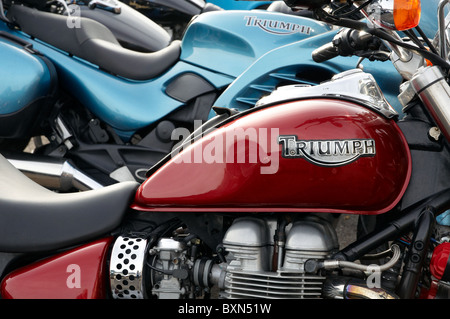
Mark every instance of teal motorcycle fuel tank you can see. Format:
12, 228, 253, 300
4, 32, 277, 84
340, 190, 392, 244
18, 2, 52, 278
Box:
181, 10, 332, 77
0, 34, 56, 138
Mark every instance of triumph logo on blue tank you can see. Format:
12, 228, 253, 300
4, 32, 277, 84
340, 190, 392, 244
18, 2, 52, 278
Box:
278, 135, 376, 167
244, 16, 311, 35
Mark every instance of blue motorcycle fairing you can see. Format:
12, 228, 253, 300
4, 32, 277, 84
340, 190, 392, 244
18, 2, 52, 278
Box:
0, 23, 233, 141
0, 9, 331, 141
0, 39, 53, 115
204, 0, 438, 114
208, 0, 441, 40
0, 34, 57, 139
181, 10, 332, 77
212, 30, 403, 116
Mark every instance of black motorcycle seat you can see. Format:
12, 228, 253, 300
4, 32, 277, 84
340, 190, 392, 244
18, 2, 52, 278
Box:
7, 5, 181, 81
0, 154, 139, 253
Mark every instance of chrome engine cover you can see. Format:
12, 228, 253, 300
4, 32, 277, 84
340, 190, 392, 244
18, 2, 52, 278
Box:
109, 215, 339, 299
218, 215, 339, 298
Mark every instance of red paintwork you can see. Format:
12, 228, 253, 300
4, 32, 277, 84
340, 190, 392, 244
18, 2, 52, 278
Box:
1, 237, 112, 299
430, 242, 450, 280
132, 99, 411, 215
419, 280, 439, 299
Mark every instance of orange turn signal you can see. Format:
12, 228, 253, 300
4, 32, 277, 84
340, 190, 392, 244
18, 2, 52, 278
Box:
394, 0, 421, 31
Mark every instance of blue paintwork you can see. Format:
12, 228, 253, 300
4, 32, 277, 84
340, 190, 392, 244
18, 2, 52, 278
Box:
0, 10, 331, 140
211, 0, 443, 117
181, 10, 332, 77
213, 30, 403, 116
419, 0, 441, 40
3, 1, 437, 141
207, 0, 441, 39
0, 34, 231, 139
0, 39, 53, 115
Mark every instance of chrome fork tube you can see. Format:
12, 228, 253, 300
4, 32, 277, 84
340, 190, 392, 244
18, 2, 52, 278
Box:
409, 66, 450, 141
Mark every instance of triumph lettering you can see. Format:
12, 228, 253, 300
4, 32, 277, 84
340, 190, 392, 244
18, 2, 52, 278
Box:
244, 16, 311, 35
278, 135, 376, 166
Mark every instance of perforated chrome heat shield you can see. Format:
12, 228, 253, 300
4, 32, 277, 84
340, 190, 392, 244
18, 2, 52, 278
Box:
110, 236, 147, 299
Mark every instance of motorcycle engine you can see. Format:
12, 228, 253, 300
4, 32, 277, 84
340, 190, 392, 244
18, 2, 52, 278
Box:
109, 215, 339, 299
214, 215, 339, 298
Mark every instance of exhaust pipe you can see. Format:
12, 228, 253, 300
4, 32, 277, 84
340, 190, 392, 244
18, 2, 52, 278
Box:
322, 276, 398, 299
5, 153, 103, 191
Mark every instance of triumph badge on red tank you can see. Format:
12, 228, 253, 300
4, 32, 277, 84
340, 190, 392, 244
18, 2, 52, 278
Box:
278, 135, 376, 167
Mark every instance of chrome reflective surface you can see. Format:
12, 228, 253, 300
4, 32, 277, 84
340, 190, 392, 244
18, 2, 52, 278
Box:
256, 69, 398, 118
110, 236, 147, 299
364, 0, 395, 30
216, 216, 339, 298
8, 156, 103, 191
410, 66, 450, 140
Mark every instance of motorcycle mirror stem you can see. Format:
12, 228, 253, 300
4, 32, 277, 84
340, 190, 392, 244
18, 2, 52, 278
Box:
438, 0, 450, 60
285, 0, 421, 30
311, 1, 417, 63
357, 0, 421, 31
356, 0, 422, 63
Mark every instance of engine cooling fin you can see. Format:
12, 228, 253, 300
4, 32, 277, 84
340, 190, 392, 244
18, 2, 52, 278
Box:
223, 270, 326, 299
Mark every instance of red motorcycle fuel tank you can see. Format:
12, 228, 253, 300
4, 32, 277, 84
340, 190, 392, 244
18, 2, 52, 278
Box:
132, 98, 411, 215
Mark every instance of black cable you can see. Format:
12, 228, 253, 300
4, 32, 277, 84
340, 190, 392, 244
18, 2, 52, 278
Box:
415, 25, 439, 55
332, 1, 354, 16
404, 29, 427, 50
315, 6, 449, 67
337, 0, 370, 18
146, 260, 173, 275
318, 12, 450, 70
370, 27, 450, 69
